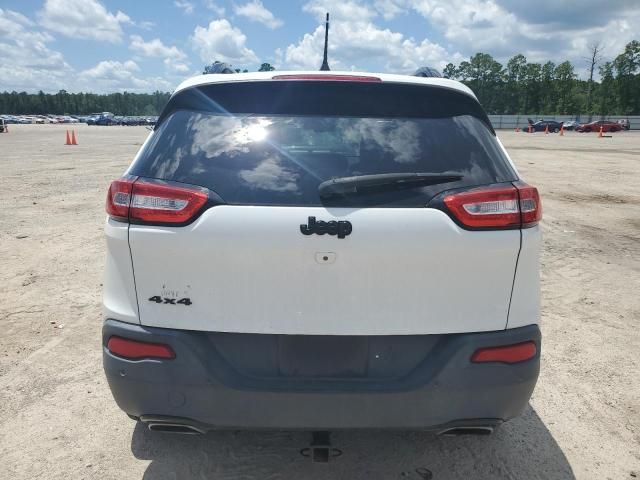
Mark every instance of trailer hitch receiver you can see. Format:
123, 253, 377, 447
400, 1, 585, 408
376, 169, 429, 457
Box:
300, 431, 342, 463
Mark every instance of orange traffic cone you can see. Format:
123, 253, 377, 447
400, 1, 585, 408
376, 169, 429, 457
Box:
544, 124, 549, 134
559, 125, 564, 136
65, 130, 71, 145
71, 130, 77, 145
598, 126, 603, 138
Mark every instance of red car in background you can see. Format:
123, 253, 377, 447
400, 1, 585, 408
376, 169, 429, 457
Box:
576, 120, 623, 133
617, 119, 631, 130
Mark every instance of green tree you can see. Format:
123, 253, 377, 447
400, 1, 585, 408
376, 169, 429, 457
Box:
540, 61, 556, 113
612, 40, 640, 114
258, 63, 275, 71
554, 61, 576, 114
523, 63, 542, 113
505, 54, 527, 113
456, 53, 504, 113
598, 61, 616, 115
442, 63, 457, 79
0, 91, 171, 115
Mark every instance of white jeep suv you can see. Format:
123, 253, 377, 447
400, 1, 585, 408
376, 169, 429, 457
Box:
102, 71, 541, 435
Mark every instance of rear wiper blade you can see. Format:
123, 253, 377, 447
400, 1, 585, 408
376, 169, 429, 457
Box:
318, 172, 463, 198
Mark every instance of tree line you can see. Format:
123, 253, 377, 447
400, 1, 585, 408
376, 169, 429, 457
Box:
1, 41, 638, 116
443, 40, 640, 116
0, 90, 171, 116
0, 62, 276, 115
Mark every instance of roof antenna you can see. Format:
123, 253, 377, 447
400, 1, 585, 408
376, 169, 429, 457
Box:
320, 13, 330, 71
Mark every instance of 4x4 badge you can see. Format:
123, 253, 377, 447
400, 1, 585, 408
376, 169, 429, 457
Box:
300, 216, 352, 239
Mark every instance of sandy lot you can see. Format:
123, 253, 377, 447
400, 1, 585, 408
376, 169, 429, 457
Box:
0, 124, 638, 479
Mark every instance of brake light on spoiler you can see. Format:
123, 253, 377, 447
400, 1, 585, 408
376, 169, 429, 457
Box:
106, 177, 208, 225
443, 183, 541, 229
272, 74, 382, 82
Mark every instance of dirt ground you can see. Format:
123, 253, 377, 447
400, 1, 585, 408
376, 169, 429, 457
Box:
0, 124, 638, 480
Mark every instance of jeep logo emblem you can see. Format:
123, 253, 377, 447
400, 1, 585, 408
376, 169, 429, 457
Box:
300, 216, 352, 239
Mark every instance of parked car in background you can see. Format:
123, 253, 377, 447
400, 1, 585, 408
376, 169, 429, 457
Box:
97, 116, 115, 126
527, 119, 563, 132
617, 119, 631, 130
576, 120, 622, 133
562, 120, 580, 131
0, 118, 6, 132
122, 116, 143, 126
75, 115, 94, 124
88, 114, 115, 126
58, 115, 79, 124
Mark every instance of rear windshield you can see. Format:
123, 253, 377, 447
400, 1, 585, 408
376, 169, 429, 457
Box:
130, 82, 516, 207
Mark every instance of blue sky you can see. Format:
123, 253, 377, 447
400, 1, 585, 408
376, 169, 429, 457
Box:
1, 0, 639, 93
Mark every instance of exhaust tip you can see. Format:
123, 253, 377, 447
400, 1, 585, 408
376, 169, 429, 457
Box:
439, 426, 494, 436
147, 423, 205, 435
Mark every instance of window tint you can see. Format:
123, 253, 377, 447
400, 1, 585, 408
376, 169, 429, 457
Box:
130, 83, 516, 207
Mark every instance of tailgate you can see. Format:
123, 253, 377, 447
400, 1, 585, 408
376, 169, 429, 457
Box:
129, 205, 519, 335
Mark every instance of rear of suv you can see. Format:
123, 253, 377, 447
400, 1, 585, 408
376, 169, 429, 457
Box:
103, 72, 541, 433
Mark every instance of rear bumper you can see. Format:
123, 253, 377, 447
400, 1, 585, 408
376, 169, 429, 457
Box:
102, 320, 540, 430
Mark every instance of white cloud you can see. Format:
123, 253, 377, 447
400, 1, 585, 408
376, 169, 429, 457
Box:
284, 1, 460, 73
191, 19, 258, 64
0, 8, 35, 32
303, 0, 376, 22
289, 0, 640, 79
374, 0, 407, 20
164, 58, 190, 73
137, 21, 155, 31
81, 59, 139, 79
1, 7, 183, 93
234, 0, 283, 29
130, 35, 190, 74
409, 0, 519, 53
404, 0, 640, 73
78, 60, 174, 92
38, 0, 131, 43
174, 0, 195, 14
203, 0, 225, 16
130, 35, 187, 60
0, 8, 73, 92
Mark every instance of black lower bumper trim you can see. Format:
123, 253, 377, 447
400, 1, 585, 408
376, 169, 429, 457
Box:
103, 320, 540, 429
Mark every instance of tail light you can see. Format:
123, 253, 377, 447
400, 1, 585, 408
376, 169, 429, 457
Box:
516, 183, 542, 227
106, 177, 208, 225
443, 183, 541, 229
471, 341, 537, 364
107, 336, 175, 360
106, 178, 134, 221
